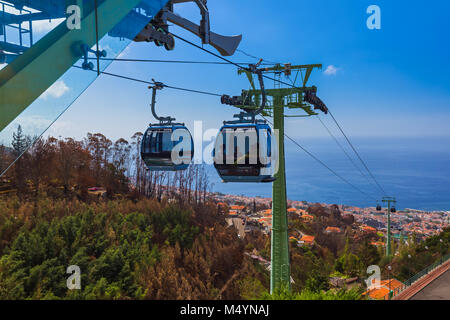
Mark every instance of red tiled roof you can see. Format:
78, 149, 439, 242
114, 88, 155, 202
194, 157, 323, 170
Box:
380, 279, 403, 291
300, 235, 315, 243
362, 225, 377, 232
364, 287, 389, 300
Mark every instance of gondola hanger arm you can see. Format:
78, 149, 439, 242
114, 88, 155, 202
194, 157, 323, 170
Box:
149, 79, 176, 124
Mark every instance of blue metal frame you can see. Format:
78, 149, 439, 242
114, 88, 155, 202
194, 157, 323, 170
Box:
0, 0, 166, 63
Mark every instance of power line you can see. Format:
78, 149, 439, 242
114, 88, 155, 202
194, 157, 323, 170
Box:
327, 110, 387, 196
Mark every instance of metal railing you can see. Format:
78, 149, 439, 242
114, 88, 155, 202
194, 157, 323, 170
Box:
379, 253, 450, 300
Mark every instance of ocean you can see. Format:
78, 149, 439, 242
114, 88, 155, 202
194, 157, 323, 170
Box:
207, 136, 450, 211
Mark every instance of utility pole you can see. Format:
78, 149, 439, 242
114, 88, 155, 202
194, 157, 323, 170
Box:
382, 196, 396, 257
232, 63, 325, 293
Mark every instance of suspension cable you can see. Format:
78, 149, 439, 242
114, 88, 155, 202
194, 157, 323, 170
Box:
73, 64, 377, 201
235, 48, 281, 65
0, 33, 389, 202
316, 115, 379, 195
73, 65, 222, 97
261, 116, 377, 202
170, 33, 298, 87
170, 31, 386, 199
75, 36, 382, 202
328, 110, 387, 196
88, 57, 276, 65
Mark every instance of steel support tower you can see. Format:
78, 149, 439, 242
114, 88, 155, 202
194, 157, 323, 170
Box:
234, 64, 323, 292
382, 196, 396, 257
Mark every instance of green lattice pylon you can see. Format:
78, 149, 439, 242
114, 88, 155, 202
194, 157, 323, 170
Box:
233, 64, 322, 293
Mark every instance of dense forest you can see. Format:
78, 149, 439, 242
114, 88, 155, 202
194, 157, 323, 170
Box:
0, 126, 211, 203
0, 126, 448, 299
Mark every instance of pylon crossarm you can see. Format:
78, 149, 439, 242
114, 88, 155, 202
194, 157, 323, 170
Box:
231, 86, 317, 118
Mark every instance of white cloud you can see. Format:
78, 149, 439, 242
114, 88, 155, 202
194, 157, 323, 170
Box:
46, 120, 74, 138
32, 18, 65, 34
324, 65, 341, 76
41, 80, 70, 100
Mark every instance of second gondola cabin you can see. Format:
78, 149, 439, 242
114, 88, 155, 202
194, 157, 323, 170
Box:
213, 121, 276, 183
141, 124, 193, 171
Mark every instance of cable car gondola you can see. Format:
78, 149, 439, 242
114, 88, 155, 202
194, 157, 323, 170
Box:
376, 203, 382, 211
141, 81, 193, 171
391, 206, 396, 213
213, 63, 276, 183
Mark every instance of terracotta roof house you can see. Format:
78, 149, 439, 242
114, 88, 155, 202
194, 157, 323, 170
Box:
299, 235, 315, 245
325, 226, 341, 233
301, 214, 314, 221
363, 278, 405, 300
362, 225, 377, 233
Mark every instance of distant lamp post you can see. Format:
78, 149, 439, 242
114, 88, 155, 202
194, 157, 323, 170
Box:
407, 255, 413, 280
387, 265, 392, 300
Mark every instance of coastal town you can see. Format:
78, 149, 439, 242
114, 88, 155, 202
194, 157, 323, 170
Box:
212, 192, 450, 244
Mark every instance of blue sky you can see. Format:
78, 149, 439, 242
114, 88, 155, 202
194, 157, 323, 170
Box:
36, 0, 450, 142
1, 0, 450, 208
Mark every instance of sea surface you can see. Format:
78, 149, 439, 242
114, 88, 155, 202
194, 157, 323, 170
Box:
207, 136, 450, 211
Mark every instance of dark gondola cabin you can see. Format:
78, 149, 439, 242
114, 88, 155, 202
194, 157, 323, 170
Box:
141, 124, 193, 171
376, 204, 382, 211
213, 121, 276, 183
391, 207, 396, 213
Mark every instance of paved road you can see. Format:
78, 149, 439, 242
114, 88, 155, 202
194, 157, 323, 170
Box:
411, 268, 450, 300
